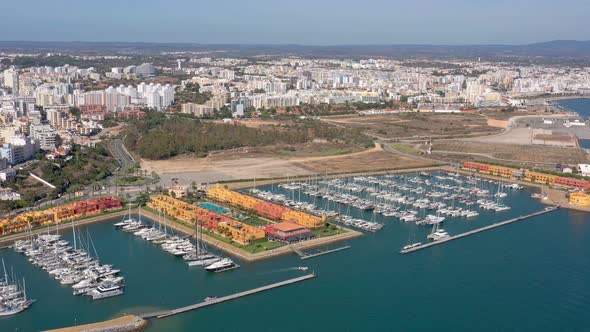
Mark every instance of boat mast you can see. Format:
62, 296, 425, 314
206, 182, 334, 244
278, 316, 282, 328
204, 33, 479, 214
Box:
72, 219, 76, 250
87, 228, 99, 261
23, 277, 27, 301
195, 220, 199, 256
2, 258, 8, 283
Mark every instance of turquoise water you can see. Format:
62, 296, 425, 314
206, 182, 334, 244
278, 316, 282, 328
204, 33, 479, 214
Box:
1, 173, 590, 331
198, 202, 228, 214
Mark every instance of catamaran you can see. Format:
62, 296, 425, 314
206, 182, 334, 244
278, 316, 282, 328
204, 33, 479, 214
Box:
427, 223, 450, 241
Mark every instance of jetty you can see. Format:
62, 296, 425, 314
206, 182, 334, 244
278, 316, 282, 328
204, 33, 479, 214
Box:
296, 245, 352, 260
400, 206, 559, 254
141, 274, 316, 319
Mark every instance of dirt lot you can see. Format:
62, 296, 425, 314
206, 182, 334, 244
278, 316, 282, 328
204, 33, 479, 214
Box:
323, 113, 500, 138
142, 144, 436, 185
298, 149, 435, 173
479, 109, 559, 121
428, 140, 588, 164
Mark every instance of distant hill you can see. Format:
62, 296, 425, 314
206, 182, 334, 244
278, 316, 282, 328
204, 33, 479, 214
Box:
0, 40, 589, 60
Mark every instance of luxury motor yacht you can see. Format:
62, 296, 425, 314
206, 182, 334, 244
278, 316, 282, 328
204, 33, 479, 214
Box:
204, 258, 239, 273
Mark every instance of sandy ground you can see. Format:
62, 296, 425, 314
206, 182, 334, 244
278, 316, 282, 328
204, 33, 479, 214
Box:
430, 140, 588, 164
467, 127, 535, 145
142, 145, 436, 185
43, 315, 146, 332
486, 119, 509, 128
143, 155, 315, 185
466, 114, 574, 145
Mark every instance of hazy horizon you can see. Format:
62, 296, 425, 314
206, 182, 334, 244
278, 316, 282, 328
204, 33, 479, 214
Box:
0, 39, 588, 47
0, 0, 588, 45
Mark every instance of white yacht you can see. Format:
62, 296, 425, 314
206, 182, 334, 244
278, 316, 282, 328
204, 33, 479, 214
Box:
427, 227, 450, 241
186, 254, 221, 267
88, 281, 124, 300
0, 300, 34, 317
114, 205, 136, 228
204, 258, 239, 273
402, 242, 422, 250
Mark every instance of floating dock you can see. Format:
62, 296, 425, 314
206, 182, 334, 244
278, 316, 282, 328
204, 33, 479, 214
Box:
297, 245, 352, 260
140, 274, 316, 319
400, 206, 559, 254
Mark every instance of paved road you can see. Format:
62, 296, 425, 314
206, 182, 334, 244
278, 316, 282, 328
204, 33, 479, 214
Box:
381, 142, 447, 165
109, 138, 135, 173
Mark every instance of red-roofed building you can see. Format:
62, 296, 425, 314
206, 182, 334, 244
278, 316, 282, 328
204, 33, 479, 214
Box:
554, 177, 590, 190
81, 105, 109, 121
264, 222, 315, 243
118, 109, 146, 120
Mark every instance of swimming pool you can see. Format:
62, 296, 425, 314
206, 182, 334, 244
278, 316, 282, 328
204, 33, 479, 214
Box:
199, 202, 229, 214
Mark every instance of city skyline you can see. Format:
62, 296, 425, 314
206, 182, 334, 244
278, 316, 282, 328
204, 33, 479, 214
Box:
0, 0, 589, 45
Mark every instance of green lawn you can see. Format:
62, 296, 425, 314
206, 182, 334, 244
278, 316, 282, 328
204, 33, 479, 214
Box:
240, 240, 284, 253
312, 225, 346, 237
239, 215, 270, 227
390, 143, 423, 155
114, 176, 147, 186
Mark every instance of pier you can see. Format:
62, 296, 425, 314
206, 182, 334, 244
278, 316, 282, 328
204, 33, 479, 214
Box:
140, 274, 316, 319
296, 245, 352, 260
400, 206, 559, 254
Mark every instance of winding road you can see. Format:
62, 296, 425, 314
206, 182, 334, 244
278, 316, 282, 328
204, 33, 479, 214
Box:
108, 138, 135, 173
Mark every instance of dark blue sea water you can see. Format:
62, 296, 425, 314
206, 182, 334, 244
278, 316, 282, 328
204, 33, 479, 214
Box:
555, 98, 590, 148
555, 98, 590, 118
1, 173, 590, 332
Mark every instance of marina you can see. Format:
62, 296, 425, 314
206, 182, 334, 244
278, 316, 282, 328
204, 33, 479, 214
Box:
0, 260, 35, 316
13, 222, 125, 300
400, 206, 559, 254
255, 171, 520, 236
0, 169, 589, 331
114, 208, 236, 273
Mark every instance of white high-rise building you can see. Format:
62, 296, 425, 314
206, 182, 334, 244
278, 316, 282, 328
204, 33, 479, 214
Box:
159, 84, 175, 109
29, 124, 57, 151
146, 91, 162, 110
3, 69, 19, 96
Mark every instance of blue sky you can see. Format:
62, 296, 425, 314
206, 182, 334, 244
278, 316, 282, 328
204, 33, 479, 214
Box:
0, 0, 588, 45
